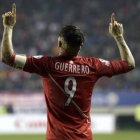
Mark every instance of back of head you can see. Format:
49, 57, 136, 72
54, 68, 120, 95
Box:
59, 25, 85, 48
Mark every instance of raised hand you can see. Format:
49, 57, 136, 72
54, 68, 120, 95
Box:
2, 3, 16, 28
109, 13, 123, 38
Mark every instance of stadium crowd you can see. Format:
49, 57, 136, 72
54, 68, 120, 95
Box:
0, 0, 140, 92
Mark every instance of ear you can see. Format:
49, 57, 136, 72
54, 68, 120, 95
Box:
80, 44, 82, 49
59, 41, 62, 47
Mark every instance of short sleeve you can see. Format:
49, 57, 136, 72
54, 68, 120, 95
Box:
94, 58, 129, 78
23, 55, 50, 76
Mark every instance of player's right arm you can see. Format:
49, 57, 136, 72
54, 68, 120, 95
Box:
92, 14, 135, 78
109, 13, 135, 71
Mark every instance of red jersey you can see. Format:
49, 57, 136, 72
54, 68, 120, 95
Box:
12, 55, 129, 140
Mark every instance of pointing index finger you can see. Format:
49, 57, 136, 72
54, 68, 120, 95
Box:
12, 3, 16, 15
111, 13, 115, 27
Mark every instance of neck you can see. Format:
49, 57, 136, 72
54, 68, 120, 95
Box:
59, 48, 79, 56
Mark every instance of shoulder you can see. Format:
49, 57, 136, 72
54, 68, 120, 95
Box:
30, 55, 54, 63
78, 56, 98, 65
32, 55, 51, 60
78, 56, 110, 69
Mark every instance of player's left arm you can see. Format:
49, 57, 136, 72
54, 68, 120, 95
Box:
0, 4, 49, 76
109, 13, 135, 71
1, 3, 17, 64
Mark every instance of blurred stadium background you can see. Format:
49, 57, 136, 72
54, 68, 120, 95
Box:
0, 0, 140, 139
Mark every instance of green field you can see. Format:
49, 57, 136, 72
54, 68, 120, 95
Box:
0, 131, 140, 140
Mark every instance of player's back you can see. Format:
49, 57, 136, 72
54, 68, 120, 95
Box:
23, 54, 129, 140
42, 55, 98, 140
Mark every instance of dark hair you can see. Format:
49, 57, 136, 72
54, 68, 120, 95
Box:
59, 25, 85, 47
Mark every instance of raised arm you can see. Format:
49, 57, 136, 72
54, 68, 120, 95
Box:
0, 3, 47, 74
109, 13, 135, 71
1, 3, 16, 64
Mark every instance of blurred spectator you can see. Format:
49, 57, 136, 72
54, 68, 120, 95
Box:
0, 106, 7, 115
134, 104, 140, 130
6, 104, 14, 114
0, 104, 14, 114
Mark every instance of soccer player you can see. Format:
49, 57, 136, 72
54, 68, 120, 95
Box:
1, 3, 135, 140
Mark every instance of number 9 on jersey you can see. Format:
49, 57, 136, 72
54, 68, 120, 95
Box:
64, 77, 77, 106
